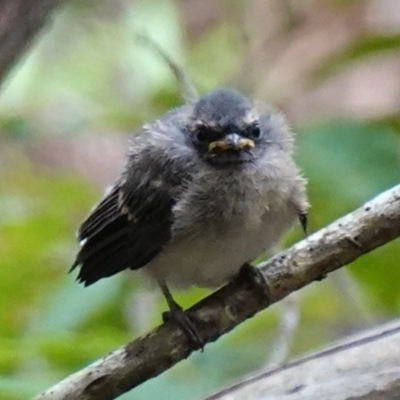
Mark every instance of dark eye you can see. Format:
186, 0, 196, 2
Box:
249, 123, 261, 139
195, 127, 208, 142
195, 126, 216, 143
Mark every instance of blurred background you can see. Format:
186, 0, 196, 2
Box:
0, 0, 399, 399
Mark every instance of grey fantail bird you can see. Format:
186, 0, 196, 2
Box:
71, 87, 309, 347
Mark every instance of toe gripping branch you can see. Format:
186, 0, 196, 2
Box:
158, 279, 205, 351
237, 263, 273, 304
159, 263, 273, 351
162, 303, 205, 351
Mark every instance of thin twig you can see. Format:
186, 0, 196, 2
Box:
266, 295, 301, 366
136, 33, 198, 103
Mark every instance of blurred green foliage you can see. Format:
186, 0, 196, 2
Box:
315, 33, 400, 81
0, 1, 399, 399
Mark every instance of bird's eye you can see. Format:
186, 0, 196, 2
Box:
195, 127, 212, 143
249, 123, 261, 139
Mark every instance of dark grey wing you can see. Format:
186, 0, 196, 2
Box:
71, 152, 182, 286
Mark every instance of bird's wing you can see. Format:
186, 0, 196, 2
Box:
71, 147, 187, 286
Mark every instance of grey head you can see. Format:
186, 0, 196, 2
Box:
186, 88, 265, 166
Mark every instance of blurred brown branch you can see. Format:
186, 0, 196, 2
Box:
208, 321, 400, 400
34, 184, 400, 400
0, 0, 66, 85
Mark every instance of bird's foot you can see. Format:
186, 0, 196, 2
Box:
162, 304, 204, 351
237, 263, 272, 301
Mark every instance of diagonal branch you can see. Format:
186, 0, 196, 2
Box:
34, 183, 400, 400
207, 320, 400, 400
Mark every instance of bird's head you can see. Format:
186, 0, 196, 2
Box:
187, 88, 264, 166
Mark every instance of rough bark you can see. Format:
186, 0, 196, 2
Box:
34, 184, 400, 399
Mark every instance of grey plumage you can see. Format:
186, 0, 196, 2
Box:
72, 87, 308, 303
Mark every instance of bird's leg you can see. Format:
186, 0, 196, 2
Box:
157, 279, 204, 350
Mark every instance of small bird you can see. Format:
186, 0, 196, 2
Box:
71, 87, 308, 346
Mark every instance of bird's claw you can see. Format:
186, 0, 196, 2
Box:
298, 212, 308, 235
238, 263, 272, 301
238, 262, 267, 285
163, 306, 204, 351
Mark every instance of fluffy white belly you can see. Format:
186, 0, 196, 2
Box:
145, 210, 293, 289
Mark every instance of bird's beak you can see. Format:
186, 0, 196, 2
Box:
208, 133, 255, 152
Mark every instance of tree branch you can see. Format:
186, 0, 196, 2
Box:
34, 184, 400, 400
0, 0, 66, 85
207, 320, 400, 400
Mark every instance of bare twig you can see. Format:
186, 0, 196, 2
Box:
0, 0, 67, 86
33, 184, 400, 400
136, 33, 198, 103
330, 269, 376, 325
266, 295, 301, 366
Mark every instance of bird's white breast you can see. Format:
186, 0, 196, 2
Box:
145, 166, 297, 289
